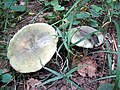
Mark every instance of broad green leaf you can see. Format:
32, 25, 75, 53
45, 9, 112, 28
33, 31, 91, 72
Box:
76, 12, 90, 19
0, 69, 3, 75
107, 0, 112, 3
90, 9, 100, 17
53, 5, 65, 11
2, 73, 13, 83
3, 0, 16, 9
45, 1, 50, 6
73, 20, 79, 25
97, 83, 113, 90
113, 4, 120, 16
10, 5, 26, 12
91, 5, 103, 12
51, 0, 58, 6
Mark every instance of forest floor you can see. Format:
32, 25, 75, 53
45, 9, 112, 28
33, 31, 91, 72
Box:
0, 0, 120, 90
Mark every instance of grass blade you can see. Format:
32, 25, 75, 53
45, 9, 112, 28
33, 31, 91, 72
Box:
43, 67, 61, 76
55, 26, 73, 54
113, 21, 120, 90
71, 31, 98, 46
40, 75, 63, 86
92, 75, 116, 82
106, 39, 112, 74
65, 78, 85, 90
65, 65, 86, 76
91, 50, 117, 54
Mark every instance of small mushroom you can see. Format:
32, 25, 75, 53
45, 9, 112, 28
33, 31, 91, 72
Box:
70, 26, 104, 48
7, 23, 58, 73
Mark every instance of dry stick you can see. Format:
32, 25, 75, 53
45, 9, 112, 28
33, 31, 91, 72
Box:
112, 34, 117, 70
101, 21, 110, 28
112, 34, 118, 51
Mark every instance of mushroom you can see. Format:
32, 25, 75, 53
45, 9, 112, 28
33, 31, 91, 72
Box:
7, 23, 58, 73
70, 26, 104, 48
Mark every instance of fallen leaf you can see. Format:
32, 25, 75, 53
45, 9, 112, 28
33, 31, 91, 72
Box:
26, 78, 46, 90
77, 57, 98, 77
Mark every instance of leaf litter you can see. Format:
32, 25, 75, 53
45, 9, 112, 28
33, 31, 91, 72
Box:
0, 0, 118, 90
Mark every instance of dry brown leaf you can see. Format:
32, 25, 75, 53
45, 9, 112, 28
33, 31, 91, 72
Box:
77, 57, 98, 77
26, 78, 46, 90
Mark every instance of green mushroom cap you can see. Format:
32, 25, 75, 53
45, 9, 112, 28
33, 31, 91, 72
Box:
7, 23, 58, 73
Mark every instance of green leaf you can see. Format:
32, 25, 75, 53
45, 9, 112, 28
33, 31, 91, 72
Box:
39, 0, 45, 1
10, 5, 26, 12
73, 20, 80, 25
2, 73, 13, 83
0, 11, 3, 15
53, 5, 65, 11
41, 75, 63, 86
43, 67, 61, 76
91, 5, 103, 12
4, 0, 16, 9
90, 19, 98, 27
45, 1, 50, 6
118, 80, 120, 89
107, 0, 112, 3
76, 12, 90, 19
90, 9, 100, 17
0, 69, 3, 75
97, 83, 113, 90
113, 4, 120, 16
51, 0, 58, 6
67, 14, 73, 22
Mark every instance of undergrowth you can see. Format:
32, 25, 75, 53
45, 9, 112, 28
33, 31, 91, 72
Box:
0, 0, 120, 90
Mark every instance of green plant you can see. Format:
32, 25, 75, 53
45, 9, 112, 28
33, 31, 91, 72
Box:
0, 0, 26, 31
0, 69, 13, 83
0, 0, 27, 61
39, 0, 65, 11
38, 60, 86, 90
53, 0, 120, 90
1, 0, 120, 89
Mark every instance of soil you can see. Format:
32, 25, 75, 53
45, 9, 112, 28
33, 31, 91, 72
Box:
0, 0, 118, 90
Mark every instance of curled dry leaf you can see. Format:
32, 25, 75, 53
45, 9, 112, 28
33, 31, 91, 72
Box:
77, 57, 98, 77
